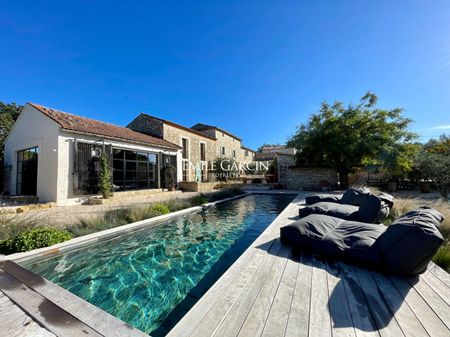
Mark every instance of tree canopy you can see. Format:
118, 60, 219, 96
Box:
415, 134, 450, 199
287, 92, 416, 187
0, 102, 23, 161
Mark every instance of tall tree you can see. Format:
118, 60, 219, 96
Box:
0, 102, 23, 161
287, 92, 416, 188
415, 134, 450, 200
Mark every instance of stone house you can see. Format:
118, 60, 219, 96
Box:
191, 124, 255, 163
128, 114, 217, 182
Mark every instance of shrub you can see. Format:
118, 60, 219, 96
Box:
191, 195, 209, 205
98, 153, 113, 199
433, 245, 450, 273
150, 203, 171, 215
0, 227, 72, 254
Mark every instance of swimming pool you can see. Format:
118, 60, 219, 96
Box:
23, 194, 295, 335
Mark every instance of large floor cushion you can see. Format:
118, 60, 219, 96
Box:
305, 194, 341, 205
280, 206, 444, 276
301, 193, 393, 224
376, 207, 445, 276
305, 187, 370, 206
299, 202, 359, 220
281, 214, 386, 268
339, 187, 371, 206
280, 214, 345, 250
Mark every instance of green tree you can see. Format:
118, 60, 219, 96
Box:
257, 143, 281, 152
415, 135, 450, 200
287, 92, 416, 188
0, 102, 23, 161
379, 142, 422, 181
98, 153, 113, 198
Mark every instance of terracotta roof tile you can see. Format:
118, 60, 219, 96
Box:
28, 103, 180, 150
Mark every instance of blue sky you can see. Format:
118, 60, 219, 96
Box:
1, 1, 449, 149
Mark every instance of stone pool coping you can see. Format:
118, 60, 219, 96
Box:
0, 190, 298, 337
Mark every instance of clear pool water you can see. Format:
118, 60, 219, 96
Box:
23, 194, 294, 335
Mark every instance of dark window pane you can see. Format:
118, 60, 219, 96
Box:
138, 162, 148, 171
126, 161, 136, 171
125, 151, 137, 160
137, 171, 147, 180
113, 160, 123, 170
182, 138, 188, 159
200, 143, 206, 161
126, 171, 137, 180
137, 152, 147, 161
137, 181, 149, 189
113, 149, 124, 159
113, 170, 124, 181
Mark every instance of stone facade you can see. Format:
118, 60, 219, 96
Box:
127, 114, 164, 138
129, 115, 257, 182
284, 167, 337, 190
240, 147, 256, 163
163, 124, 216, 181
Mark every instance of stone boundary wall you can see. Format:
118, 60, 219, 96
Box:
179, 181, 217, 192
284, 167, 337, 190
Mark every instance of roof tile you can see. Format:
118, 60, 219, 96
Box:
28, 103, 180, 150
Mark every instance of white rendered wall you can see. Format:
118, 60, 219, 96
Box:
4, 105, 60, 202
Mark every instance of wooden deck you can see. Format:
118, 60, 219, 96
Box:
168, 193, 450, 337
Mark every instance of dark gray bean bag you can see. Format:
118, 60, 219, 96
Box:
281, 207, 444, 276
376, 207, 445, 275
305, 187, 370, 206
300, 194, 392, 223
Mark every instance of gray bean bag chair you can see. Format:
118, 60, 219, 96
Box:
280, 206, 444, 276
305, 187, 370, 206
300, 193, 393, 223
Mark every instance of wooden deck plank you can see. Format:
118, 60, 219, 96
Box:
354, 267, 405, 337
370, 271, 429, 337
212, 243, 290, 337
188, 239, 283, 337
0, 269, 102, 337
308, 257, 332, 337
390, 275, 449, 337
427, 263, 450, 289
420, 270, 450, 307
407, 275, 450, 330
326, 261, 357, 337
166, 243, 267, 337
338, 263, 379, 337
259, 253, 299, 337
284, 253, 313, 337
237, 246, 291, 337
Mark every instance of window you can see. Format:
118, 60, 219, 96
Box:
112, 149, 158, 191
245, 150, 249, 157
200, 142, 206, 161
182, 160, 189, 182
17, 147, 39, 195
182, 138, 189, 159
232, 150, 236, 158
221, 146, 226, 156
